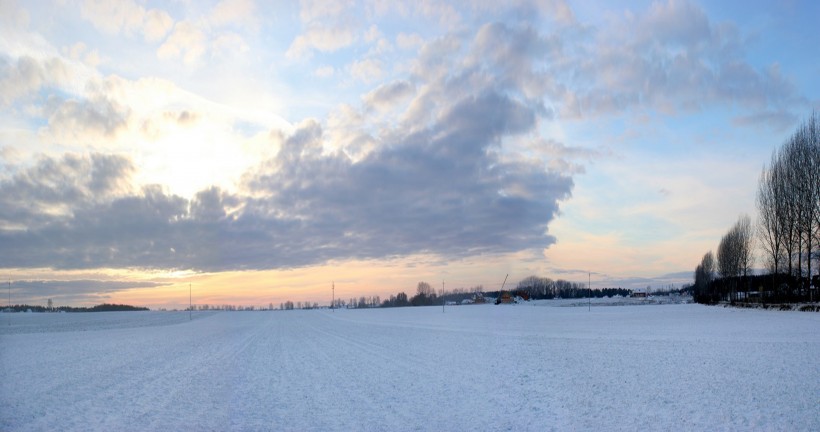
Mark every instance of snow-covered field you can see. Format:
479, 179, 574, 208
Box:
1, 303, 818, 431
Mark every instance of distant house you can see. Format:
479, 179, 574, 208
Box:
473, 294, 486, 304
495, 292, 515, 304
631, 289, 648, 298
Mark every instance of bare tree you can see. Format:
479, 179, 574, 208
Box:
756, 154, 786, 275
717, 215, 752, 302
416, 281, 434, 297
693, 251, 715, 302
718, 225, 740, 279
754, 111, 819, 300
798, 112, 820, 295
737, 214, 754, 279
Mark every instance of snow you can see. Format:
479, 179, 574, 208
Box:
1, 303, 818, 431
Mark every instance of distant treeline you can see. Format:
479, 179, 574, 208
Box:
310, 276, 636, 310
3, 303, 149, 312
692, 273, 819, 305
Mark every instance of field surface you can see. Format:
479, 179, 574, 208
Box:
1, 302, 818, 431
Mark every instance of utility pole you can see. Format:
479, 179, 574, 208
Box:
588, 272, 591, 312
332, 281, 335, 312
7, 280, 10, 326
442, 280, 445, 313
189, 283, 192, 321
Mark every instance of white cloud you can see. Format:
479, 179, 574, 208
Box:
396, 32, 424, 50
157, 21, 207, 64
286, 25, 357, 59
143, 9, 174, 42
63, 42, 102, 68
0, 0, 30, 30
298, 0, 353, 22
534, 0, 575, 24
212, 32, 250, 57
417, 0, 460, 27
349, 58, 383, 83
80, 0, 173, 42
286, 0, 360, 59
364, 24, 381, 43
210, 0, 257, 28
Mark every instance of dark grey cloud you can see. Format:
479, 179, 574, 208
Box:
43, 94, 130, 139
244, 90, 571, 265
0, 55, 69, 106
363, 80, 415, 111
0, 153, 134, 229
0, 86, 573, 271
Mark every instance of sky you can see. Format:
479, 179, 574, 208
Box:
1, 0, 818, 309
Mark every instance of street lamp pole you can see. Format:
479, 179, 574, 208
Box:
442, 280, 445, 313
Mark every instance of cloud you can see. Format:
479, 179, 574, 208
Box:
0, 55, 70, 106
210, 0, 257, 28
558, 0, 805, 119
732, 109, 796, 131
42, 94, 130, 142
416, 0, 460, 27
468, 22, 561, 99
0, 0, 29, 30
286, 0, 359, 59
298, 0, 352, 22
143, 9, 175, 42
0, 74, 572, 271
286, 25, 357, 59
524, 138, 606, 175
396, 32, 424, 50
63, 42, 102, 68
638, 0, 711, 47
157, 21, 208, 64
363, 80, 415, 111
80, 0, 173, 42
7, 0, 807, 279
349, 58, 383, 83
11, 279, 169, 304
0, 153, 134, 230
410, 34, 462, 82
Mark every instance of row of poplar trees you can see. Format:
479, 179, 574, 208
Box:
694, 112, 819, 304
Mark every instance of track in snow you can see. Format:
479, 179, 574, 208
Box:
1, 304, 819, 431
